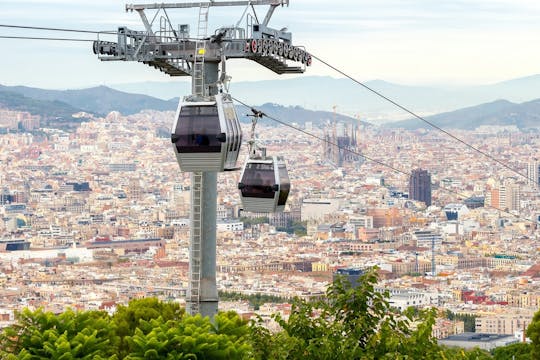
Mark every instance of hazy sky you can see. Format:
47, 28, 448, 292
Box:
1, 0, 539, 89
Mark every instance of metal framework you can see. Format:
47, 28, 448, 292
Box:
94, 0, 310, 318
95, 0, 311, 76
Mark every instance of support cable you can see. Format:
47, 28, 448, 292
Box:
0, 33, 199, 43
0, 24, 533, 223
0, 24, 197, 41
310, 53, 531, 184
0, 35, 94, 42
232, 96, 534, 224
0, 24, 116, 34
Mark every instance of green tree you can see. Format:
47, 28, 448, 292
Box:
1, 287, 517, 359
276, 221, 307, 236
111, 297, 184, 358
240, 217, 269, 227
527, 307, 540, 359
249, 268, 497, 360
491, 342, 531, 360
250, 268, 445, 359
219, 291, 288, 310
291, 221, 308, 237
125, 311, 252, 360
442, 347, 492, 360
0, 308, 114, 359
444, 310, 477, 332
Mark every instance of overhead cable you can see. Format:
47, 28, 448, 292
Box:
0, 24, 116, 34
310, 53, 531, 184
232, 96, 534, 224
0, 24, 199, 42
0, 23, 533, 223
0, 35, 94, 42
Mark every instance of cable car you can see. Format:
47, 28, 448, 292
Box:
238, 155, 290, 213
171, 93, 242, 172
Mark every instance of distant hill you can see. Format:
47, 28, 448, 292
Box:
0, 90, 93, 130
110, 74, 540, 122
386, 99, 540, 130
0, 90, 85, 117
242, 103, 366, 127
0, 84, 362, 130
0, 84, 177, 116
2, 79, 538, 131
4, 74, 540, 124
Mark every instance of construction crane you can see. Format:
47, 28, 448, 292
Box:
93, 0, 311, 318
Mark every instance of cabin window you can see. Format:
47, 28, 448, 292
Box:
175, 105, 221, 153
241, 163, 275, 198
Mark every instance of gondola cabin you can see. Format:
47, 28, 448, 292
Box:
171, 93, 242, 172
238, 156, 290, 213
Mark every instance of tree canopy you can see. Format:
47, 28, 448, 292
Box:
0, 300, 249, 360
1, 269, 535, 359
251, 269, 447, 359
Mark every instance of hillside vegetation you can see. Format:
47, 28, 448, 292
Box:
1, 269, 536, 359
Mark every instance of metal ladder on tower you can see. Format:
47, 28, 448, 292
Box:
188, 171, 203, 315
192, 3, 210, 96
188, 3, 210, 316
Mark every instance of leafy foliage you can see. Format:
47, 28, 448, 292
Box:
0, 308, 115, 359
0, 300, 249, 360
491, 342, 531, 360
125, 312, 251, 360
248, 268, 500, 360
444, 310, 477, 333
1, 276, 532, 359
250, 268, 441, 359
441, 347, 492, 360
527, 307, 540, 359
239, 216, 269, 227
219, 291, 288, 310
276, 221, 308, 237
111, 298, 184, 358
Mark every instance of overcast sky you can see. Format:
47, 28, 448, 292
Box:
1, 0, 539, 89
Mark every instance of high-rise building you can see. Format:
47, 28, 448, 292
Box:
527, 159, 540, 189
409, 168, 432, 207
501, 181, 521, 211
485, 179, 520, 211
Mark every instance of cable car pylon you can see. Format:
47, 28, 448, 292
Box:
94, 0, 311, 319
187, 3, 212, 317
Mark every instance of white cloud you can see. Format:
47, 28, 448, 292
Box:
1, 0, 540, 87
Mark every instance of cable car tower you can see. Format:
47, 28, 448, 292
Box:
94, 0, 310, 318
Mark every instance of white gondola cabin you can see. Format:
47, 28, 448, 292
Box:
171, 93, 242, 172
238, 155, 290, 213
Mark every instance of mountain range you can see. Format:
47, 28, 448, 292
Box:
0, 75, 539, 131
387, 99, 540, 130
0, 84, 359, 129
109, 75, 540, 122
0, 84, 176, 116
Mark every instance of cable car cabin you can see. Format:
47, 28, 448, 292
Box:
238, 156, 290, 213
171, 93, 242, 172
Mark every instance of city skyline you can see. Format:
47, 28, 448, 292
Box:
0, 0, 538, 89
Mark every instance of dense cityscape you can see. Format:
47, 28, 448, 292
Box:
1, 105, 540, 351
1, 0, 540, 356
